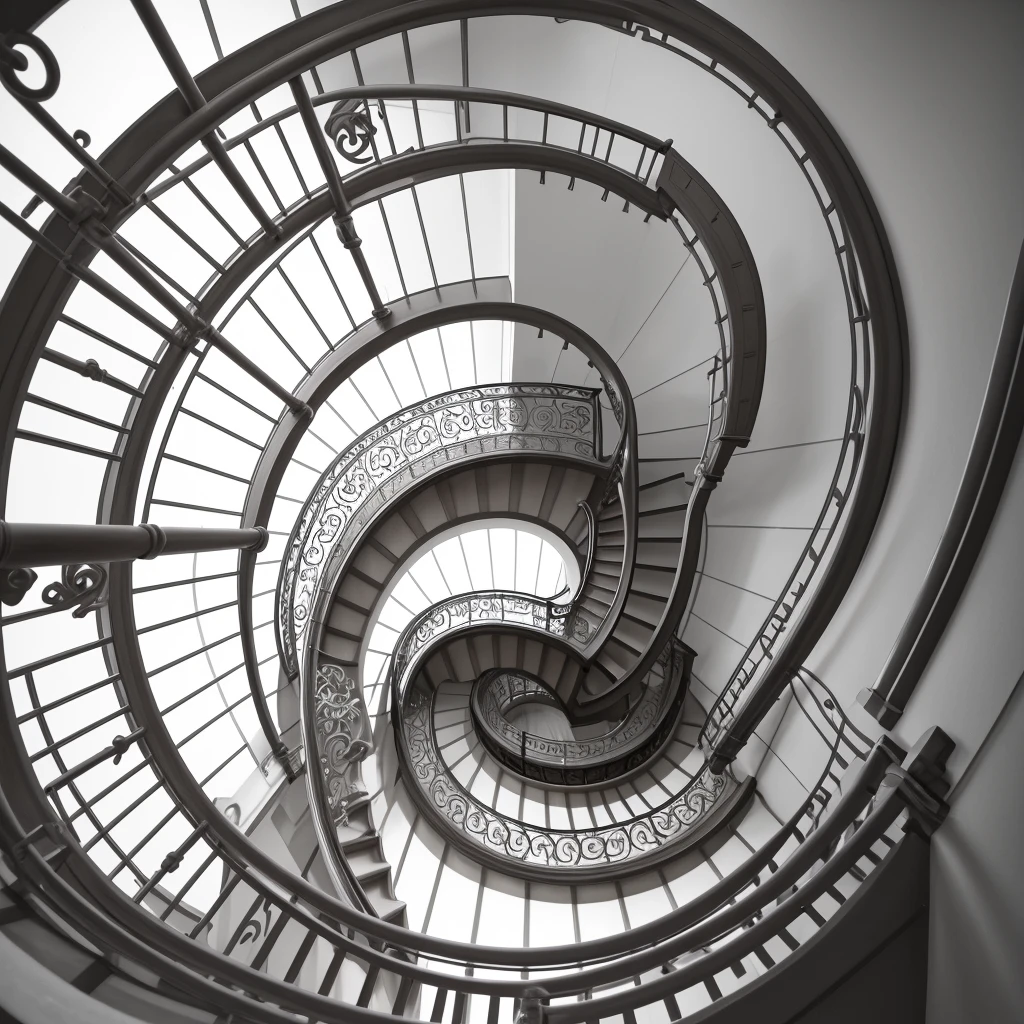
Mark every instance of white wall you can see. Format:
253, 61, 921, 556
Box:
467, 0, 1024, 772
482, 17, 857, 709
927, 671, 1024, 1023
696, 0, 1024, 767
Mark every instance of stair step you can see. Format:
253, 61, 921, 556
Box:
638, 502, 689, 517
638, 470, 689, 491
353, 862, 392, 887
580, 595, 611, 618
635, 543, 678, 568
622, 608, 658, 629
634, 561, 675, 574
341, 833, 384, 856
624, 591, 666, 625
615, 614, 655, 649
606, 633, 643, 657
380, 900, 408, 924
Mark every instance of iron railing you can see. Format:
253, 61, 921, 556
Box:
0, 682, 946, 1024
148, 83, 672, 206
471, 636, 692, 784
0, 2, 912, 1018
278, 382, 603, 675
386, 604, 736, 878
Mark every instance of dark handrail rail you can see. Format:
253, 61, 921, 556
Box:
574, 374, 639, 665
470, 636, 691, 782
574, 499, 597, 595
548, 775, 908, 1021
0, 0, 908, 1006
0, 706, 925, 1019
276, 381, 602, 676
147, 83, 671, 200
858, 239, 1024, 728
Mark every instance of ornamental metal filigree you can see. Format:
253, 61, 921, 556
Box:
400, 683, 729, 871
279, 385, 601, 674
314, 662, 371, 822
598, 372, 625, 427
471, 638, 690, 784
324, 98, 377, 164
41, 562, 108, 617
238, 896, 274, 946
389, 591, 588, 691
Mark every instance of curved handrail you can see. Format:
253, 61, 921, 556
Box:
470, 637, 693, 784
574, 499, 597, 594
278, 382, 603, 675
0, 0, 909, 1009
0, 681, 925, 1020
386, 608, 736, 879
572, 353, 733, 717
148, 83, 673, 202
572, 369, 640, 665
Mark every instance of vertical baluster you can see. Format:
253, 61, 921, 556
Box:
317, 947, 346, 996
431, 987, 449, 1022
357, 964, 381, 1007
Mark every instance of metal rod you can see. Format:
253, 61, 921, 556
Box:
460, 18, 471, 132
287, 76, 391, 319
0, 521, 269, 569
43, 728, 146, 793
11, 92, 133, 207
0, 168, 307, 415
130, 0, 278, 237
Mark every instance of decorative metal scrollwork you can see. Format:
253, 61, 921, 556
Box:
400, 683, 729, 870
471, 638, 689, 784
314, 663, 371, 822
280, 384, 602, 674
324, 98, 377, 164
238, 896, 274, 945
0, 31, 61, 101
41, 563, 108, 617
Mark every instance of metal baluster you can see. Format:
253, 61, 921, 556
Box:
287, 77, 390, 319
131, 0, 277, 237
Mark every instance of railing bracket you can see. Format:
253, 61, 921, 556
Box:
13, 821, 67, 863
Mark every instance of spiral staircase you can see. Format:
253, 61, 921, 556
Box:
1, 2, 1023, 1023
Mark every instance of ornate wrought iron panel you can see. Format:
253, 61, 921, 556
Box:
471, 636, 693, 784
399, 681, 731, 874
280, 384, 602, 674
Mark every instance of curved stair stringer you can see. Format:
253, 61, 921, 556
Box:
467, 635, 698, 786
299, 451, 607, 923
386, 617, 754, 884
566, 144, 769, 721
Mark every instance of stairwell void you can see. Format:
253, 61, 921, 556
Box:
2, 2, 1019, 1023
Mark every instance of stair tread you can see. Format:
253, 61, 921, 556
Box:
340, 833, 383, 855
639, 470, 689, 490
353, 862, 391, 884
638, 503, 689, 517
622, 609, 658, 628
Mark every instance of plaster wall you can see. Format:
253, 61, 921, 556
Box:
472, 0, 1024, 769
